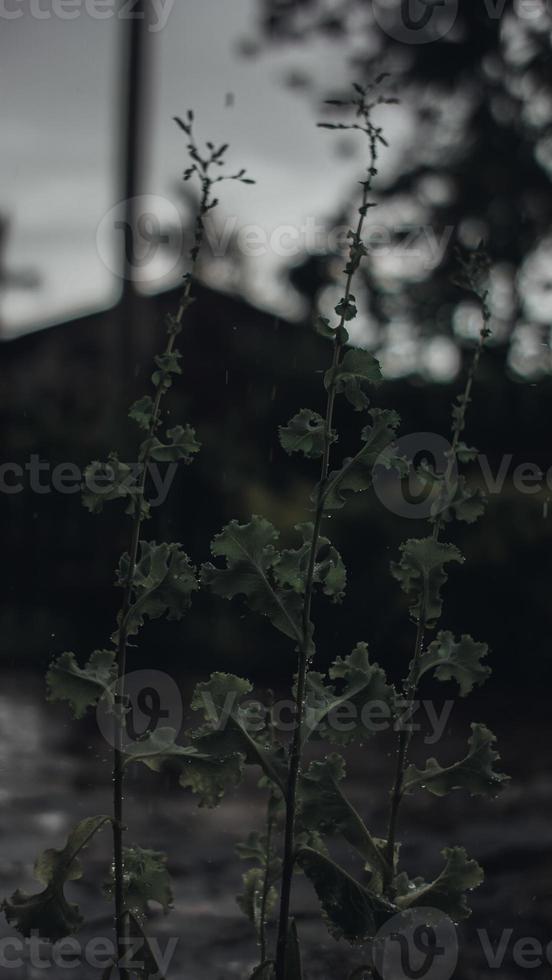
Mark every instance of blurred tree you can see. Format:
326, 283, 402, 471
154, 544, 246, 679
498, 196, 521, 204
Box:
245, 0, 552, 379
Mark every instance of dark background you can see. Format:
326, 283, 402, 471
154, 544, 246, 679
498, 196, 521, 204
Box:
1, 2, 552, 978
3, 0, 552, 691
3, 288, 552, 693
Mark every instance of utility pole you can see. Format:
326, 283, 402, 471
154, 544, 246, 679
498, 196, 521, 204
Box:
118, 0, 151, 377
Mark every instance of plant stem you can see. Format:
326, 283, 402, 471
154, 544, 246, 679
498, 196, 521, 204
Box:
383, 291, 491, 895
275, 169, 376, 980
112, 283, 193, 980
259, 802, 275, 964
383, 616, 425, 893
110, 126, 222, 976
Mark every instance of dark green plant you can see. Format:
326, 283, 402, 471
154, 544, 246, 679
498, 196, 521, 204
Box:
3, 84, 510, 980
191, 84, 509, 980
2, 115, 254, 980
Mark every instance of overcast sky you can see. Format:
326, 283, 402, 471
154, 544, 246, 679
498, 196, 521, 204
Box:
0, 0, 410, 339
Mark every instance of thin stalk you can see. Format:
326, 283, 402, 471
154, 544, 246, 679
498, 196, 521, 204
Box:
275, 119, 380, 979
383, 281, 491, 893
383, 617, 424, 891
112, 276, 196, 980
110, 118, 249, 978
112, 286, 192, 980
259, 701, 278, 966
259, 803, 275, 964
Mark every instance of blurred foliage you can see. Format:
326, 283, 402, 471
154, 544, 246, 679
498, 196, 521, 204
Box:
244, 0, 552, 378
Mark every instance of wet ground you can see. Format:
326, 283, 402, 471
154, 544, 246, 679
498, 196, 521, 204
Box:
0, 673, 551, 980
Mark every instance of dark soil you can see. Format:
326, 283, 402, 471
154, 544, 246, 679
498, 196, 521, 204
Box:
0, 674, 550, 980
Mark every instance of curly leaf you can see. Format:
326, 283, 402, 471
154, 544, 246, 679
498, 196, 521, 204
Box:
297, 847, 396, 944
325, 349, 382, 412
303, 643, 395, 745
124, 726, 198, 769
117, 541, 198, 636
416, 631, 490, 696
279, 409, 336, 459
82, 453, 143, 517
143, 425, 201, 464
201, 517, 304, 642
395, 847, 484, 922
2, 816, 110, 940
190, 674, 287, 795
319, 409, 403, 511
129, 396, 155, 431
46, 650, 117, 719
391, 537, 464, 628
298, 756, 390, 890
178, 747, 245, 807
449, 476, 486, 524
152, 350, 182, 388
272, 523, 346, 603
192, 673, 253, 719
104, 847, 172, 919
432, 474, 486, 525
335, 295, 357, 321
456, 442, 478, 463
278, 408, 337, 459
123, 725, 244, 808
403, 723, 509, 798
